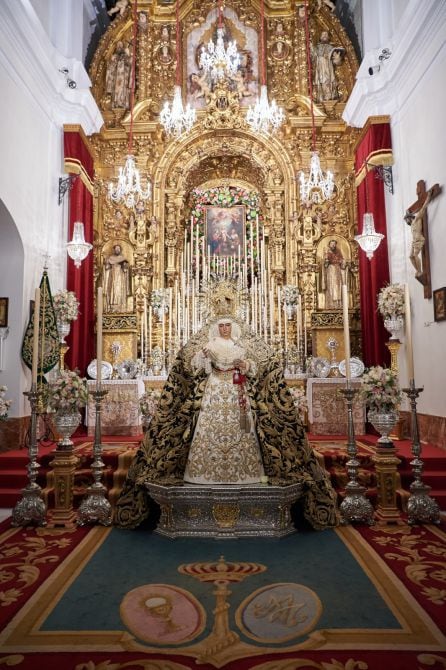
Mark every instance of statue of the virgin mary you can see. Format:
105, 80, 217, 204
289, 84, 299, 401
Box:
115, 304, 338, 531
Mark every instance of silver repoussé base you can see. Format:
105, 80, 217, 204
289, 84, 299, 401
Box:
146, 482, 303, 538
77, 388, 112, 526
403, 382, 441, 525
339, 386, 375, 526
11, 387, 47, 527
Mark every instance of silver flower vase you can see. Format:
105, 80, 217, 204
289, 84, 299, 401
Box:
53, 410, 81, 450
57, 319, 71, 344
383, 315, 404, 341
368, 410, 399, 446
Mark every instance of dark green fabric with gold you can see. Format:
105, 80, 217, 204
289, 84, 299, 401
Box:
114, 324, 338, 531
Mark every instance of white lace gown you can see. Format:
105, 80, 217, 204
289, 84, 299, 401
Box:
183, 336, 264, 485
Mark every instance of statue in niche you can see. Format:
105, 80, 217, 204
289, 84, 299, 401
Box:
103, 243, 132, 313
318, 238, 351, 309
106, 41, 132, 109
311, 31, 345, 103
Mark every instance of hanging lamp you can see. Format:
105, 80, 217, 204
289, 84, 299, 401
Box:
66, 222, 93, 268
298, 0, 334, 204
354, 166, 384, 259
246, 0, 285, 133
160, 0, 196, 137
199, 2, 240, 82
108, 0, 151, 208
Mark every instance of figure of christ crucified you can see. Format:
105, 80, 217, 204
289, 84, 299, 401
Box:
404, 180, 441, 297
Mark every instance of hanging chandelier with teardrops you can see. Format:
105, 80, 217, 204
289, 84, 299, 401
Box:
108, 0, 151, 208
354, 168, 384, 260
246, 0, 284, 134
199, 4, 240, 82
160, 0, 196, 137
298, 0, 334, 204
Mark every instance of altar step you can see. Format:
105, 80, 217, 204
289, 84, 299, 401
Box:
0, 435, 445, 513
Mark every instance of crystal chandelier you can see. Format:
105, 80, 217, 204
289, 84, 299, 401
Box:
246, 0, 284, 134
199, 4, 240, 82
66, 222, 93, 268
299, 1, 334, 204
160, 0, 196, 137
354, 168, 384, 259
108, 0, 151, 208
355, 213, 384, 260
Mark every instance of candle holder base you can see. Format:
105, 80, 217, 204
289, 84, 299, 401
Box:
77, 484, 112, 526
407, 480, 441, 526
339, 483, 375, 526
11, 484, 47, 527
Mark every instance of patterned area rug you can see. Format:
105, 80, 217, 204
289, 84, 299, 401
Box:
0, 519, 445, 670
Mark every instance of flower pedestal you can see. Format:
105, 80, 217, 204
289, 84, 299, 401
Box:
368, 410, 403, 525
46, 411, 81, 529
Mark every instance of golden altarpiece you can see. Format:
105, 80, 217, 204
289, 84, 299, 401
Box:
88, 0, 361, 379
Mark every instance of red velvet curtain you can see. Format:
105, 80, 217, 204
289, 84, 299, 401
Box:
355, 121, 392, 368
63, 128, 95, 375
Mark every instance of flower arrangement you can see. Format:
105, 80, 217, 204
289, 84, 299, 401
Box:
45, 370, 88, 412
359, 366, 402, 413
53, 290, 80, 322
281, 285, 299, 305
377, 284, 405, 318
139, 388, 162, 418
0, 385, 12, 419
289, 386, 308, 422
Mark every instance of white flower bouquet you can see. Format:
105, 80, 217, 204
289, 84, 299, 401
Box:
46, 370, 88, 412
53, 290, 80, 322
377, 284, 405, 318
289, 386, 308, 421
0, 385, 12, 419
359, 365, 402, 413
281, 285, 299, 305
139, 388, 162, 417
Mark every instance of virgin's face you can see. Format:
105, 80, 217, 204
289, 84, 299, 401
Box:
218, 322, 232, 339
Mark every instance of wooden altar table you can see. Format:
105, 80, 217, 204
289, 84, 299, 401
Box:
86, 379, 145, 436
307, 377, 365, 435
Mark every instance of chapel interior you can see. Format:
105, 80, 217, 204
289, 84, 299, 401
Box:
0, 0, 445, 529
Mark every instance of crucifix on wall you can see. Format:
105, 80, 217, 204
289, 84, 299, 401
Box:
404, 179, 441, 299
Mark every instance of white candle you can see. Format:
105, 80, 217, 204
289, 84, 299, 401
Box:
278, 286, 282, 341
284, 305, 288, 351
404, 283, 414, 382
148, 306, 152, 354
168, 288, 173, 342
341, 284, 351, 382
31, 288, 40, 386
96, 287, 103, 388
162, 307, 165, 355
250, 219, 254, 280
296, 299, 301, 348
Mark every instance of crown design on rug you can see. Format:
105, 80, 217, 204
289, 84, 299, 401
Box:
178, 555, 266, 583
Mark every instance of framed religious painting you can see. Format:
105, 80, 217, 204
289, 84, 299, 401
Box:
0, 298, 8, 327
433, 287, 446, 322
205, 206, 245, 258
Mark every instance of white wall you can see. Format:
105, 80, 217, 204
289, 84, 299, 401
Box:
344, 0, 446, 417
0, 0, 102, 417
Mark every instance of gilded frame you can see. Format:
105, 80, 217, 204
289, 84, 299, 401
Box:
433, 287, 446, 322
205, 205, 245, 258
0, 298, 8, 327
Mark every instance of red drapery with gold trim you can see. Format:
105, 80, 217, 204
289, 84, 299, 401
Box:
63, 128, 95, 375
355, 121, 392, 367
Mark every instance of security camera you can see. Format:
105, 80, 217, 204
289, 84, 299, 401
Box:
368, 65, 380, 76
67, 79, 77, 89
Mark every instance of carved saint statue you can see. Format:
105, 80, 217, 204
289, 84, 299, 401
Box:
320, 239, 348, 309
104, 244, 131, 313
311, 31, 345, 103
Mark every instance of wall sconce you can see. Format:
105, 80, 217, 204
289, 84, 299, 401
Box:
67, 222, 93, 268
0, 327, 9, 371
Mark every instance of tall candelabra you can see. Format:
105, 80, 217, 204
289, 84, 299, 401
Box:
403, 382, 441, 525
77, 388, 112, 526
339, 385, 375, 525
11, 387, 47, 527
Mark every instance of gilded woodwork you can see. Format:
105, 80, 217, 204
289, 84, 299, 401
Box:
89, 0, 360, 354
